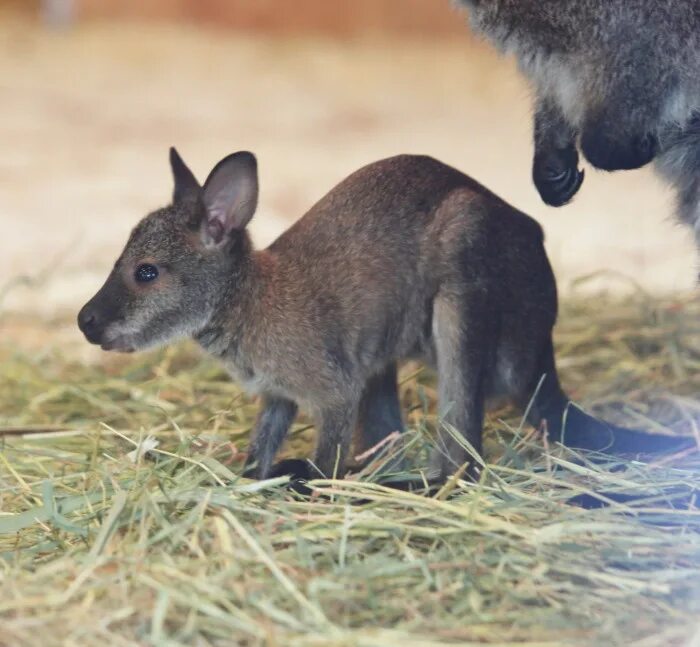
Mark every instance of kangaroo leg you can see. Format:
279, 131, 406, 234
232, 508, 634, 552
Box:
245, 396, 298, 479
517, 337, 569, 443
314, 401, 360, 478
519, 337, 694, 454
432, 292, 490, 481
357, 364, 404, 451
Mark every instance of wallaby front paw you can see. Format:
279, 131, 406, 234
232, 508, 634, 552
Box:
580, 125, 657, 171
533, 146, 585, 207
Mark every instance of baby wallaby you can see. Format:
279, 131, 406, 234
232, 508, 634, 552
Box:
78, 150, 692, 482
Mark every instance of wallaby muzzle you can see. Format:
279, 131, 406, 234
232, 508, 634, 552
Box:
78, 272, 134, 352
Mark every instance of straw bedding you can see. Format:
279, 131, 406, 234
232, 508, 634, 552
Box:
1, 290, 699, 646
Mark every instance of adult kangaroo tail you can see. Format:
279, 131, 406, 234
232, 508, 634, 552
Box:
526, 340, 695, 455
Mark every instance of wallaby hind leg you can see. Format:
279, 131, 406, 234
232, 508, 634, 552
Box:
246, 396, 298, 479
357, 364, 404, 451
517, 337, 569, 444
313, 400, 360, 478
432, 293, 490, 481
517, 337, 693, 455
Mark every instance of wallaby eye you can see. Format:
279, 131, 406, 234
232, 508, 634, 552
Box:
134, 263, 159, 283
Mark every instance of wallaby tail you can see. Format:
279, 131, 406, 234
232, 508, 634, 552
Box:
526, 341, 696, 456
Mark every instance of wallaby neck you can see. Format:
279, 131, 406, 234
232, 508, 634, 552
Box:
192, 232, 268, 362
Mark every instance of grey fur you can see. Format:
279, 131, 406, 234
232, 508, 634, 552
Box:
78, 150, 692, 482
459, 1, 700, 241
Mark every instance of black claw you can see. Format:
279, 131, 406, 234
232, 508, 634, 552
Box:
242, 457, 315, 495
269, 458, 315, 496
533, 148, 585, 207
557, 167, 585, 200
268, 458, 314, 481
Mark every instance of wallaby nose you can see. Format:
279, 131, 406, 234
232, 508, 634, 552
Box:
77, 304, 101, 342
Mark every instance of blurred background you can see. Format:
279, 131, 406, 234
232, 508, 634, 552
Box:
0, 0, 696, 336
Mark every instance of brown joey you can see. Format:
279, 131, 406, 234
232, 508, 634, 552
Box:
78, 149, 693, 483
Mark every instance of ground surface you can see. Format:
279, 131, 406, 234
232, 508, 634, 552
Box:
1, 295, 700, 646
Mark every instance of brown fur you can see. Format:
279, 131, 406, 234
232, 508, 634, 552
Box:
78, 150, 692, 482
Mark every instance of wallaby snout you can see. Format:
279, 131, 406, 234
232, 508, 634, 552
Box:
78, 266, 147, 352
77, 279, 134, 351
77, 302, 101, 344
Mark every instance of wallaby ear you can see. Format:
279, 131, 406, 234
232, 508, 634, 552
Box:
169, 147, 201, 204
201, 151, 258, 246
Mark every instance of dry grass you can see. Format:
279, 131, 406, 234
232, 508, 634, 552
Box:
2, 290, 700, 646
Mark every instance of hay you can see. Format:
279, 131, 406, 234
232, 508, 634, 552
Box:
1, 291, 700, 646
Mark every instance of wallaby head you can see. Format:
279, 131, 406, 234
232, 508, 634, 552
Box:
77, 148, 259, 352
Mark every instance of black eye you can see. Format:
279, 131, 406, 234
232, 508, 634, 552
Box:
135, 263, 159, 283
